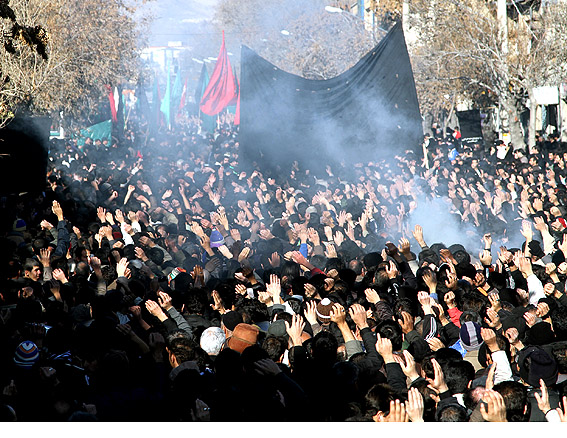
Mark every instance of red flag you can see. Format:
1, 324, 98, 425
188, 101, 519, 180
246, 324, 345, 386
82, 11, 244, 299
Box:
200, 31, 237, 116
105, 84, 118, 123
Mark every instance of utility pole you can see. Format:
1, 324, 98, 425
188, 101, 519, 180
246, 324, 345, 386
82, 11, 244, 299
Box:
402, 0, 409, 37
497, 0, 508, 56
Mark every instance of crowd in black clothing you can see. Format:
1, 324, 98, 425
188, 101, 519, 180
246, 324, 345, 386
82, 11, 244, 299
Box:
1, 115, 567, 422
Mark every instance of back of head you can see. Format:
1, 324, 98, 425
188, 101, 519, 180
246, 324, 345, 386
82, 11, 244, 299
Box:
494, 380, 529, 422
364, 383, 394, 418
311, 331, 339, 365
363, 252, 383, 270
168, 336, 198, 365
376, 320, 403, 351
200, 327, 225, 356
436, 403, 469, 422
444, 360, 475, 394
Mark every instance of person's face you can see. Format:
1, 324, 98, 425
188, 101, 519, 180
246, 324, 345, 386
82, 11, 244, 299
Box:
78, 249, 88, 263
26, 265, 41, 282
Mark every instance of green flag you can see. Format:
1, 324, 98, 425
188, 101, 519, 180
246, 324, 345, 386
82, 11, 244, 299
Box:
172, 69, 184, 115
160, 67, 172, 128
195, 64, 215, 133
78, 120, 112, 146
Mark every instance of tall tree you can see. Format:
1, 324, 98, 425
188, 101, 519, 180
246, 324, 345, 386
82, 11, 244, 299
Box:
214, 0, 375, 80
0, 0, 151, 126
371, 0, 567, 147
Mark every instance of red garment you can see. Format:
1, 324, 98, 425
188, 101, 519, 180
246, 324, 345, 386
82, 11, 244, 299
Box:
310, 267, 326, 277
448, 307, 463, 328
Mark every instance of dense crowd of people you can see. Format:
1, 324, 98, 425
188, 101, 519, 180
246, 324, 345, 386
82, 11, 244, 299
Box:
1, 115, 567, 422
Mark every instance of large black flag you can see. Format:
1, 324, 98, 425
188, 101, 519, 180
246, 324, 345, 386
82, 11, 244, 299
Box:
239, 22, 423, 172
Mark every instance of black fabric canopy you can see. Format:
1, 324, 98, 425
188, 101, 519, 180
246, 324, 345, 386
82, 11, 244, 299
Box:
239, 22, 423, 172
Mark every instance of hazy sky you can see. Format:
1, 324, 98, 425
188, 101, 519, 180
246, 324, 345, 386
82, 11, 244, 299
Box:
145, 0, 218, 46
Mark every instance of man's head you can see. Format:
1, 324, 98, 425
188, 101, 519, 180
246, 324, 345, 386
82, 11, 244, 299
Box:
443, 360, 475, 394
376, 320, 403, 351
200, 327, 225, 357
167, 336, 198, 368
23, 259, 41, 282
493, 381, 529, 422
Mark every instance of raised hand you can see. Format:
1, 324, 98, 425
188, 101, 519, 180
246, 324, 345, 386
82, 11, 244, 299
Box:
266, 274, 282, 304
115, 209, 125, 224
238, 246, 251, 262
534, 216, 549, 233
397, 311, 414, 334
324, 226, 333, 242
484, 307, 502, 330
337, 210, 347, 228
105, 212, 115, 225
520, 220, 533, 242
145, 300, 167, 321
480, 389, 507, 422
427, 358, 449, 394
444, 291, 457, 309
536, 301, 550, 319
556, 396, 567, 422
324, 243, 337, 259
422, 270, 437, 293
333, 230, 345, 247
480, 327, 499, 352
217, 244, 233, 259
427, 337, 445, 351
523, 311, 536, 328
285, 314, 306, 347
488, 292, 502, 311
235, 284, 247, 296
52, 201, 64, 222
156, 291, 173, 311
364, 288, 380, 304
304, 300, 318, 326
534, 379, 551, 415
482, 233, 492, 249
384, 400, 409, 422
97, 206, 107, 223
40, 219, 54, 230
412, 224, 426, 246
349, 304, 369, 329
385, 260, 398, 279
39, 247, 52, 268
406, 387, 424, 422
307, 227, 321, 246
376, 334, 394, 363
398, 237, 411, 259
479, 249, 492, 266
210, 290, 226, 314
400, 350, 420, 381
52, 268, 68, 284
329, 303, 347, 325
417, 291, 432, 312
116, 258, 129, 278
262, 252, 279, 271
304, 283, 317, 299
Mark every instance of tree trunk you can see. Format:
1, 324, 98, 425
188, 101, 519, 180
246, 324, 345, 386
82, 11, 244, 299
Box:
528, 87, 537, 150
501, 94, 526, 150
